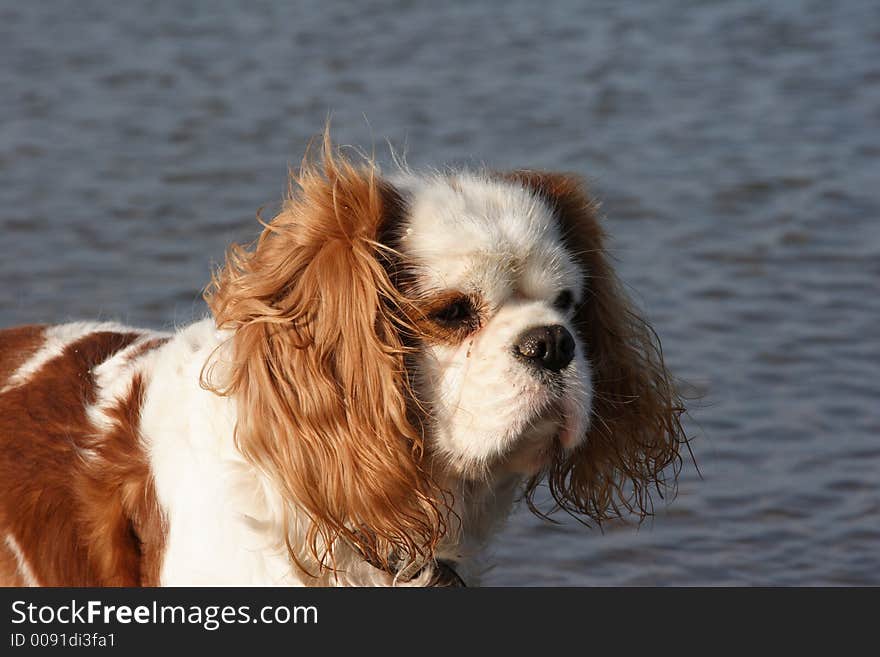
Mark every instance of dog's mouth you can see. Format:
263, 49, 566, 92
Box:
505, 391, 589, 476
501, 397, 586, 476
502, 422, 558, 475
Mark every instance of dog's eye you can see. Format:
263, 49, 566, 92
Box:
553, 289, 575, 312
431, 298, 474, 326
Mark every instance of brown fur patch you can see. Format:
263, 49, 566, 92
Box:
0, 329, 166, 586
76, 373, 167, 585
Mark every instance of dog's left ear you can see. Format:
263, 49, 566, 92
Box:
505, 171, 687, 523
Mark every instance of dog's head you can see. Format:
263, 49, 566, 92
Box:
204, 134, 685, 575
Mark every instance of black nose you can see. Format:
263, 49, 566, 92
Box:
514, 325, 576, 372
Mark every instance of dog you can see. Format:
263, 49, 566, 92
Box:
0, 134, 685, 586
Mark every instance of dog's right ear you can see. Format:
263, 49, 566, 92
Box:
505, 170, 687, 523
203, 134, 449, 577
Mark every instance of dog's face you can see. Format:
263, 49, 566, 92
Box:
391, 173, 590, 478
204, 137, 685, 574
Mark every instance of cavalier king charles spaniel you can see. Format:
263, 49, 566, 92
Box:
0, 134, 685, 586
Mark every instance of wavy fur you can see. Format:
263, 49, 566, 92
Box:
204, 136, 449, 575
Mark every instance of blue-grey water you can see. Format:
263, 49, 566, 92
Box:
2, 1, 878, 585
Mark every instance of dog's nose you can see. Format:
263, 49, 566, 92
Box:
514, 325, 576, 372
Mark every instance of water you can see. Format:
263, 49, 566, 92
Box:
1, 0, 878, 585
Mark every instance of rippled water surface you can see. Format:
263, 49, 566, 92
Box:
2, 1, 878, 585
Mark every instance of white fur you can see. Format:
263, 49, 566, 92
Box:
143, 321, 298, 585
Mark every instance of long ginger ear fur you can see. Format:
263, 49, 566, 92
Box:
506, 171, 687, 524
203, 135, 448, 576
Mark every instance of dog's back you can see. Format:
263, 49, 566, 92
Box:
0, 323, 167, 586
